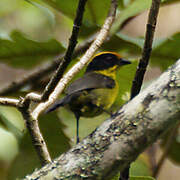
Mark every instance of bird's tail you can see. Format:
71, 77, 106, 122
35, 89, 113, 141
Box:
45, 92, 79, 113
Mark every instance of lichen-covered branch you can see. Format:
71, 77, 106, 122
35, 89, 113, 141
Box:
24, 60, 180, 180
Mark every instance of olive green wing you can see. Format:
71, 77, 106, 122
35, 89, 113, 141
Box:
66, 72, 115, 95
45, 72, 115, 113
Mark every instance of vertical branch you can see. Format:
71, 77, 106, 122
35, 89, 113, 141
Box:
130, 0, 161, 99
18, 102, 52, 165
41, 0, 88, 101
120, 0, 161, 180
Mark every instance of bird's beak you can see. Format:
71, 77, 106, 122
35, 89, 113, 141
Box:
118, 58, 131, 66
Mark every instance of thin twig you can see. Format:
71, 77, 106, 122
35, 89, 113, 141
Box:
32, 0, 118, 119
41, 0, 88, 101
0, 97, 19, 107
120, 0, 161, 180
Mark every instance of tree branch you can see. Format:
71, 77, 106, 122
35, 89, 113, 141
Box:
23, 59, 180, 180
130, 0, 161, 99
18, 103, 52, 165
31, 0, 118, 119
0, 97, 19, 107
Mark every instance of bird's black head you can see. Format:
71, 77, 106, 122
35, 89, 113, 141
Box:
86, 52, 131, 73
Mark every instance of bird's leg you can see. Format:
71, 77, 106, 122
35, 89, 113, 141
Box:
76, 117, 80, 144
74, 113, 80, 144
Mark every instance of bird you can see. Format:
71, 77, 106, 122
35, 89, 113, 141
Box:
45, 52, 131, 143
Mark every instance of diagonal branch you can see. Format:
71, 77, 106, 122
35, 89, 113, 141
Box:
41, 0, 88, 101
23, 59, 180, 180
32, 0, 118, 119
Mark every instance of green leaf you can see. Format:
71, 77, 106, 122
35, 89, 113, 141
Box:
160, 125, 180, 164
41, 0, 111, 26
25, 0, 56, 27
116, 33, 166, 50
8, 112, 70, 179
110, 175, 156, 180
111, 153, 154, 180
130, 154, 152, 177
111, 0, 152, 34
102, 35, 141, 56
130, 176, 156, 180
0, 106, 25, 139
151, 33, 180, 70
0, 0, 20, 17
116, 32, 144, 48
115, 0, 180, 34
110, 173, 120, 180
161, 0, 180, 4
114, 60, 138, 107
0, 30, 65, 68
0, 126, 19, 163
113, 32, 180, 70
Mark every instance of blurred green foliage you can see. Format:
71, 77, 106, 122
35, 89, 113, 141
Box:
8, 113, 70, 179
0, 31, 65, 68
160, 125, 180, 165
130, 176, 156, 180
0, 0, 179, 179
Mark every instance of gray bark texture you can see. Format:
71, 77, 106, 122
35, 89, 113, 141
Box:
24, 60, 180, 180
